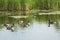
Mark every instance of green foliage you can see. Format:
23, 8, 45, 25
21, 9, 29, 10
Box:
0, 0, 59, 10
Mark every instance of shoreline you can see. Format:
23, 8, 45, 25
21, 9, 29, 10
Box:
0, 10, 60, 16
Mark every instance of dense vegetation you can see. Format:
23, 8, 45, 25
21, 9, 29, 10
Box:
0, 0, 60, 11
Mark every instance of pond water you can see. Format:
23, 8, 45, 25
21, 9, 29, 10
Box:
0, 15, 60, 40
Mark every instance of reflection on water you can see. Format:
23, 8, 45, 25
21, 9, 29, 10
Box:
0, 15, 60, 40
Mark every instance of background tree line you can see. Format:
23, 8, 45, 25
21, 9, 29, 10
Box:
0, 0, 60, 11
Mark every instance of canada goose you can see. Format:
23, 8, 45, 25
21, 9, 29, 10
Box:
49, 19, 53, 24
48, 19, 57, 27
11, 23, 14, 28
20, 20, 24, 24
4, 24, 11, 30
49, 19, 56, 24
18, 20, 24, 24
26, 23, 30, 26
19, 20, 31, 27
11, 27, 14, 32
19, 21, 26, 27
4, 23, 15, 32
